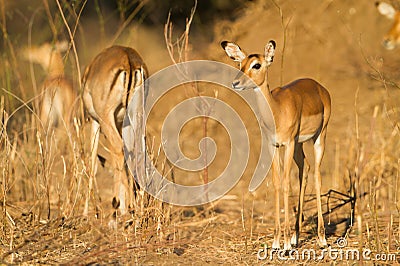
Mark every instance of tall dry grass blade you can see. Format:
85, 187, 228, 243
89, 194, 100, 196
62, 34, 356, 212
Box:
27, 8, 41, 113
110, 0, 148, 45
42, 0, 58, 41
357, 214, 363, 264
163, 0, 215, 195
270, 0, 292, 86
0, 0, 28, 101
55, 0, 82, 89
333, 139, 340, 190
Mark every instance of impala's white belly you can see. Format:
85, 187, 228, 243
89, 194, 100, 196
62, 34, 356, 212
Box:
298, 114, 323, 142
297, 134, 315, 143
271, 134, 315, 147
268, 113, 323, 146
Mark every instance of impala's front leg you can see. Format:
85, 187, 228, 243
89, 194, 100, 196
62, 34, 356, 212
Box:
102, 112, 129, 214
272, 146, 281, 250
283, 141, 295, 251
111, 150, 128, 214
84, 119, 101, 216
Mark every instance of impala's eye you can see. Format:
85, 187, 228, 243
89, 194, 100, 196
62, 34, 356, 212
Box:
252, 63, 261, 70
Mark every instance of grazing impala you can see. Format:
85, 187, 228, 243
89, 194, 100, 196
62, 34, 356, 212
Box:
222, 40, 331, 250
23, 41, 76, 129
82, 45, 148, 215
376, 1, 400, 49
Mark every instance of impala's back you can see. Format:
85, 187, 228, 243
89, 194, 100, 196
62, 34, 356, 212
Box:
83, 45, 148, 126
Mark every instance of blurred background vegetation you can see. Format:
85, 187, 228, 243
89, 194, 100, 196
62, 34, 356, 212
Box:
0, 0, 252, 116
0, 0, 250, 46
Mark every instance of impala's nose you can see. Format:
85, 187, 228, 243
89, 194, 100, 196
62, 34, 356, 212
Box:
232, 80, 240, 88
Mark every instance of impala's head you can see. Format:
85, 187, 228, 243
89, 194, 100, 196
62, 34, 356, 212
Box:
376, 1, 400, 50
22, 41, 69, 75
221, 40, 276, 90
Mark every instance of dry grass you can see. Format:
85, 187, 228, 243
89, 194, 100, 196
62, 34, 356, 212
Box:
1, 0, 400, 264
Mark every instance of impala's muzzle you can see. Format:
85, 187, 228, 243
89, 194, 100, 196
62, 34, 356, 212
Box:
231, 70, 254, 91
232, 76, 258, 91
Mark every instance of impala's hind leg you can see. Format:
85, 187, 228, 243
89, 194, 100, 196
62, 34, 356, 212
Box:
314, 128, 328, 247
291, 143, 310, 247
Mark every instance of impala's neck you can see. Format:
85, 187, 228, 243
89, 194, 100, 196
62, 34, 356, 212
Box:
256, 76, 278, 113
46, 52, 65, 77
27, 48, 65, 78
252, 78, 281, 137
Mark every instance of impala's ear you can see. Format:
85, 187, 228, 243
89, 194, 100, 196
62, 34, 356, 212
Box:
376, 1, 397, 20
264, 40, 276, 66
221, 41, 246, 63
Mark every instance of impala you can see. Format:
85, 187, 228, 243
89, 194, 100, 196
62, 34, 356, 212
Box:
222, 40, 331, 250
23, 41, 76, 129
82, 45, 148, 215
376, 1, 400, 49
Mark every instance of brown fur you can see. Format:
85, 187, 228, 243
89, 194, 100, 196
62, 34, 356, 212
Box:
82, 45, 148, 215
376, 1, 400, 49
22, 41, 77, 129
223, 41, 331, 250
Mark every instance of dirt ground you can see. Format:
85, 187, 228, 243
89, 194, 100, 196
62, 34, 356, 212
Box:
1, 0, 400, 264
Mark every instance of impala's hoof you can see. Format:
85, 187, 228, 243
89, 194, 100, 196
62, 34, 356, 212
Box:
272, 239, 280, 250
108, 218, 117, 230
318, 238, 329, 249
290, 233, 299, 247
112, 197, 120, 209
283, 242, 292, 252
